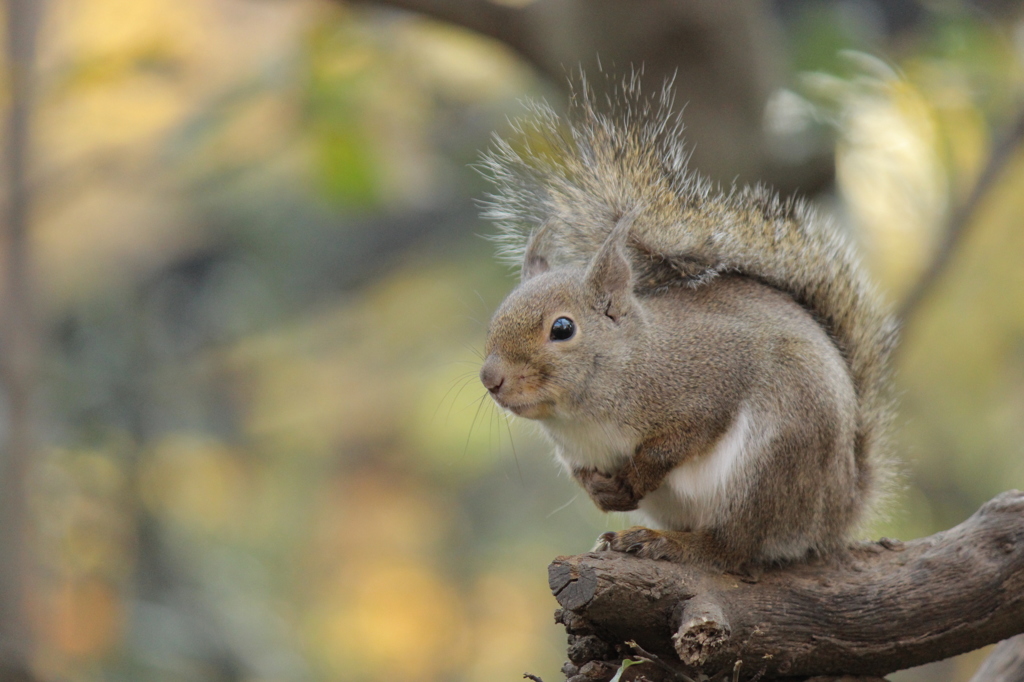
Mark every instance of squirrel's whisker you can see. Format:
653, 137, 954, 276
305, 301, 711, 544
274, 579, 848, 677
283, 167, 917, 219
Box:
463, 391, 489, 458
449, 387, 489, 420
459, 341, 485, 361
546, 494, 579, 519
434, 373, 480, 423
497, 403, 524, 485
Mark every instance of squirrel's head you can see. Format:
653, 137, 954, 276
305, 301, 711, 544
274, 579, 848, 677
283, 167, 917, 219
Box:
480, 214, 643, 420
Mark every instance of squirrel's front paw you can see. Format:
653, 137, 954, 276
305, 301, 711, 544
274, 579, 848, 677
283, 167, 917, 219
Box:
594, 527, 690, 562
574, 468, 640, 512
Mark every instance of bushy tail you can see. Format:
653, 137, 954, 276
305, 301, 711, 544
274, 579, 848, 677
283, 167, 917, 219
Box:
479, 74, 898, 512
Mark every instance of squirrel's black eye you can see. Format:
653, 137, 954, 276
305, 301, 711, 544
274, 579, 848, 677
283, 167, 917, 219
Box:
550, 317, 575, 341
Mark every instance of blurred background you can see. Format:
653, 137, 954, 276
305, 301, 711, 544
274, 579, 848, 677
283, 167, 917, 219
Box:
0, 0, 1023, 680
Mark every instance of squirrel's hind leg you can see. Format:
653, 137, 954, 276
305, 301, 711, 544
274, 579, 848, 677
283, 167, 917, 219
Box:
595, 527, 743, 571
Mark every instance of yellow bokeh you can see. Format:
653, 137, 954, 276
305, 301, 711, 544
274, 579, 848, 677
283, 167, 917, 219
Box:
140, 434, 249, 534
465, 572, 555, 682
310, 469, 451, 562
836, 78, 948, 295
309, 561, 468, 680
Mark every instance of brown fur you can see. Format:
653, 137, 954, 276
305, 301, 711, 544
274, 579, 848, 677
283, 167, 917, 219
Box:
477, 78, 897, 570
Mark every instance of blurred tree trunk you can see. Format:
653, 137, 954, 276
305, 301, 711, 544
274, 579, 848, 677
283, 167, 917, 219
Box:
0, 0, 42, 679
343, 0, 836, 197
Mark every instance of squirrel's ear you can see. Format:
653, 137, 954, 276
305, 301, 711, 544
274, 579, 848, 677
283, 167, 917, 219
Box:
585, 209, 639, 322
521, 221, 553, 281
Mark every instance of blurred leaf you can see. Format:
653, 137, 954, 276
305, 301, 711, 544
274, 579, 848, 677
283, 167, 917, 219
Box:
608, 657, 645, 682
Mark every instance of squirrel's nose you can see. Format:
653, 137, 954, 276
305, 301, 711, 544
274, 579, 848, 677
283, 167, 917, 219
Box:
480, 362, 505, 394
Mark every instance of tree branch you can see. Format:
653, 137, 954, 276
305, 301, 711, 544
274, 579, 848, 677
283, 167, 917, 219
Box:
897, 105, 1024, 324
341, 0, 835, 194
550, 490, 1024, 681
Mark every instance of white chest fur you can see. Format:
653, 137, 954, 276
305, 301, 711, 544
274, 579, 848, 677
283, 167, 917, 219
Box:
638, 403, 758, 531
541, 417, 639, 474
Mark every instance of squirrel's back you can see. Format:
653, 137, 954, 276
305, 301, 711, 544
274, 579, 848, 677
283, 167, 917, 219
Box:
480, 75, 898, 523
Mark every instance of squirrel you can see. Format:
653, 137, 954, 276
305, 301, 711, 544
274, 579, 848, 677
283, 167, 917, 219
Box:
475, 77, 899, 571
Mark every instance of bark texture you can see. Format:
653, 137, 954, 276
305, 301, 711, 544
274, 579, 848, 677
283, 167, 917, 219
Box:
550, 490, 1024, 681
